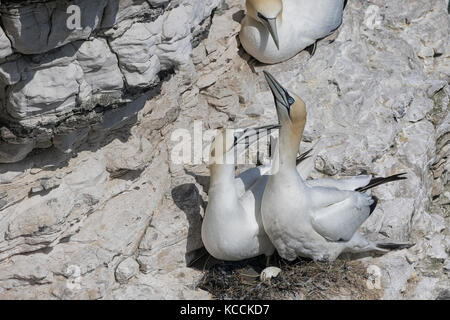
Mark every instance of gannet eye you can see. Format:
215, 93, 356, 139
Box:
287, 96, 295, 105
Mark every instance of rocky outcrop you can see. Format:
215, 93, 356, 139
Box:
0, 0, 448, 300
0, 0, 219, 163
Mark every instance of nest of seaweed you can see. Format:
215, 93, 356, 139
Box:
194, 252, 382, 300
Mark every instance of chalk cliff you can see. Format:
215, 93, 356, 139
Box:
0, 0, 448, 299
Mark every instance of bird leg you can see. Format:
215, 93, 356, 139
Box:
265, 254, 271, 267
305, 41, 317, 57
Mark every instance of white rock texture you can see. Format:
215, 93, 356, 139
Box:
0, 0, 448, 299
0, 0, 219, 162
116, 258, 140, 284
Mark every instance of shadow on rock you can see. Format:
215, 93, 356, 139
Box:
171, 183, 208, 268
232, 9, 245, 23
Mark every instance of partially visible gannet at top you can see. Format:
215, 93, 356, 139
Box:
261, 71, 410, 262
201, 125, 317, 262
240, 0, 346, 64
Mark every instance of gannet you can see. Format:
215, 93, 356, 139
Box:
201, 126, 277, 262
240, 0, 346, 64
261, 71, 409, 262
202, 126, 316, 262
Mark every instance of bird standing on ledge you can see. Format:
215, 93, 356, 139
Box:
201, 126, 277, 262
261, 71, 411, 262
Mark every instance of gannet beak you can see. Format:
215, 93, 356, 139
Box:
263, 71, 290, 112
263, 18, 280, 50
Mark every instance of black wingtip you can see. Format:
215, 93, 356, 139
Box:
296, 148, 313, 165
356, 173, 408, 193
369, 196, 378, 215
376, 242, 415, 250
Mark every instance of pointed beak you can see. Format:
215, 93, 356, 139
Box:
263, 71, 289, 111
263, 18, 280, 50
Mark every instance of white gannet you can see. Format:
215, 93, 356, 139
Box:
202, 125, 316, 262
202, 126, 276, 262
261, 71, 409, 262
240, 0, 346, 64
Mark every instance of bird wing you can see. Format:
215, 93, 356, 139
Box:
235, 142, 316, 197
239, 174, 270, 236
306, 175, 372, 190
234, 165, 270, 197
309, 188, 373, 242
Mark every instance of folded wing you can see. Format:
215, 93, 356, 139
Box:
311, 192, 373, 242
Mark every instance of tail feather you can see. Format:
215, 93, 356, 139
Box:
376, 242, 415, 250
356, 173, 407, 193
296, 148, 313, 165
369, 196, 378, 215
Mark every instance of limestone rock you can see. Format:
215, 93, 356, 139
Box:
6, 61, 83, 124
109, 22, 162, 88
75, 38, 124, 95
0, 27, 13, 59
0, 0, 220, 163
115, 258, 140, 284
0, 0, 108, 54
0, 0, 448, 301
0, 139, 35, 163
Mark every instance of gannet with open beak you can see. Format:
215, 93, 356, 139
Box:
240, 0, 346, 64
261, 71, 410, 262
202, 125, 317, 262
201, 126, 277, 261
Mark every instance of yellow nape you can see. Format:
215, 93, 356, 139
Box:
246, 0, 283, 20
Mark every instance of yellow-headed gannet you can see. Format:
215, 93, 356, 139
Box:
261, 71, 410, 262
202, 126, 277, 262
240, 0, 346, 64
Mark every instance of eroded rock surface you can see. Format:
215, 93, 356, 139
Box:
0, 0, 219, 162
0, 0, 448, 299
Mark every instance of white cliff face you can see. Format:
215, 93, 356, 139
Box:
0, 0, 448, 299
0, 0, 219, 163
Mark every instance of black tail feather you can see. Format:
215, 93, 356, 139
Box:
369, 196, 378, 215
376, 242, 415, 250
356, 173, 407, 193
296, 148, 313, 165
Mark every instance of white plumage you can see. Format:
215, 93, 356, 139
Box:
261, 71, 408, 262
201, 128, 317, 261
240, 0, 345, 64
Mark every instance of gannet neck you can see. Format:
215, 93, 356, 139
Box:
278, 122, 303, 171
263, 71, 307, 172
209, 163, 235, 189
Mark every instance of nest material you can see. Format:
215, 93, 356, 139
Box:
196, 254, 382, 300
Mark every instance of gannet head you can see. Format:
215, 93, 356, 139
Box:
246, 0, 282, 49
263, 71, 306, 137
